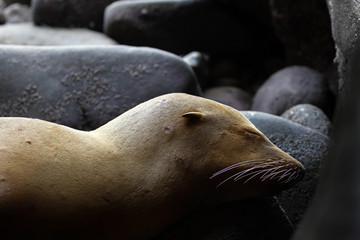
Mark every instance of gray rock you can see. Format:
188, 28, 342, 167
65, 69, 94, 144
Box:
241, 111, 329, 226
156, 197, 294, 240
182, 51, 209, 89
32, 0, 117, 31
0, 23, 118, 45
204, 86, 252, 110
104, 0, 275, 57
0, 0, 5, 9
269, 0, 335, 71
3, 3, 31, 23
252, 66, 333, 116
292, 49, 360, 240
281, 104, 333, 137
326, 0, 360, 102
0, 45, 201, 130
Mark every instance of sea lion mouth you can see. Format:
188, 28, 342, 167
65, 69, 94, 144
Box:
209, 159, 305, 189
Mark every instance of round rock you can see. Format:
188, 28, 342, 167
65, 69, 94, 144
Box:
0, 23, 118, 45
241, 111, 329, 226
32, 0, 117, 31
182, 51, 209, 88
0, 45, 201, 130
104, 0, 273, 57
203, 86, 252, 110
251, 66, 333, 116
281, 104, 332, 137
3, 3, 31, 23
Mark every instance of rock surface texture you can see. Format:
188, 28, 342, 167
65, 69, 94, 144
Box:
242, 111, 329, 226
282, 104, 332, 137
0, 23, 118, 45
32, 0, 117, 31
0, 45, 200, 130
252, 66, 333, 116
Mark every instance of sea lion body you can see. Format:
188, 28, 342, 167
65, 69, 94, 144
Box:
0, 93, 304, 239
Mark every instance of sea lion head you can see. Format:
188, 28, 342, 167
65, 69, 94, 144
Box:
101, 93, 305, 206
132, 93, 305, 204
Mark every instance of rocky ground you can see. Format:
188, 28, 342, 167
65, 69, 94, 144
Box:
0, 0, 353, 239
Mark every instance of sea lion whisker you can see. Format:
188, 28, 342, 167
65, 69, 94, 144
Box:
232, 164, 272, 181
243, 169, 274, 184
278, 168, 294, 181
209, 159, 272, 179
215, 163, 270, 187
261, 165, 286, 180
285, 171, 298, 183
233, 168, 267, 181
269, 169, 289, 180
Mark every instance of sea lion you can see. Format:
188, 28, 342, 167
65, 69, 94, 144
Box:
0, 93, 304, 239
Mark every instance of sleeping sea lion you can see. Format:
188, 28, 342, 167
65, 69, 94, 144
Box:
0, 93, 304, 239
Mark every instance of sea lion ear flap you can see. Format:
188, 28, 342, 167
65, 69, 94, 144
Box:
182, 112, 205, 120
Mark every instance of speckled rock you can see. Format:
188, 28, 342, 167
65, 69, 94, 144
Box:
3, 3, 30, 23
203, 86, 252, 110
104, 0, 276, 57
32, 0, 117, 31
242, 111, 329, 226
281, 104, 332, 137
326, 0, 360, 101
252, 66, 333, 116
156, 197, 293, 240
182, 51, 209, 89
0, 23, 118, 45
0, 45, 201, 130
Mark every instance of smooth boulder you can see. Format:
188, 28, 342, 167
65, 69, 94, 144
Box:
32, 0, 117, 31
104, 0, 276, 57
0, 45, 201, 130
0, 23, 117, 45
252, 66, 333, 116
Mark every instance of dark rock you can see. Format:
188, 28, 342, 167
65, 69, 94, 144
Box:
0, 23, 118, 45
203, 86, 252, 110
104, 0, 279, 58
326, 0, 360, 100
32, 0, 117, 31
269, 0, 335, 72
3, 3, 31, 23
3, 0, 30, 5
0, 45, 200, 130
156, 197, 293, 240
281, 104, 332, 137
242, 111, 329, 226
251, 66, 334, 116
292, 43, 360, 240
182, 51, 209, 89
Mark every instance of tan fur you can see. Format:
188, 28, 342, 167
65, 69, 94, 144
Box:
0, 93, 304, 239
